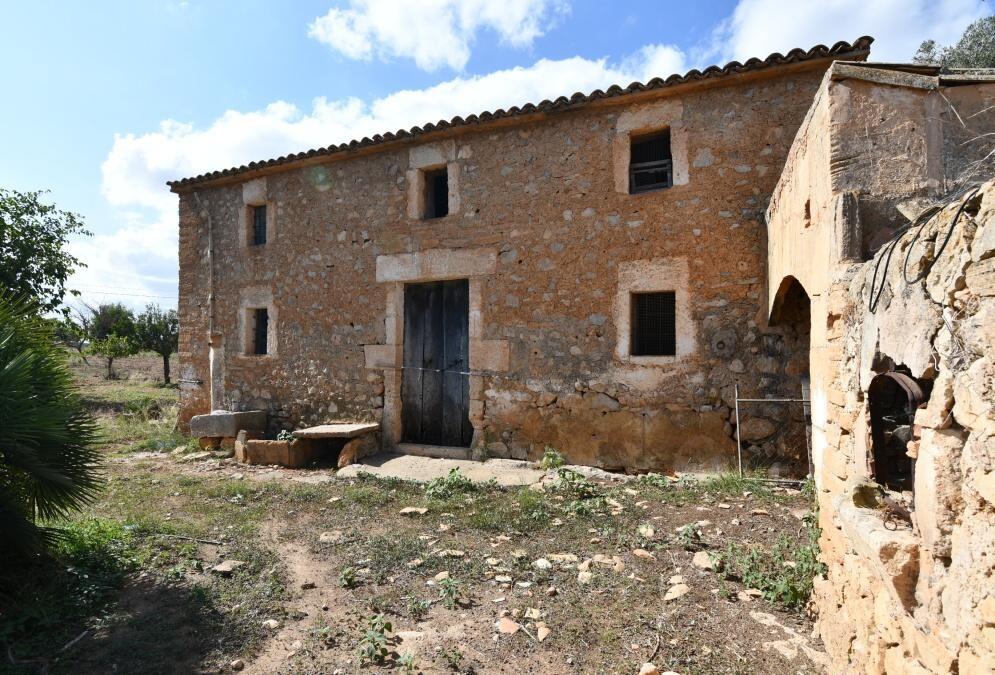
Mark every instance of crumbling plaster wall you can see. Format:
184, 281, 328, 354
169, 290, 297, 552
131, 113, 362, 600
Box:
177, 65, 832, 473
814, 183, 995, 675
767, 66, 995, 673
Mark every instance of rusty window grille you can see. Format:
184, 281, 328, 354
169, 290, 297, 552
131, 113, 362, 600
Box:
629, 130, 673, 193
253, 308, 268, 355
631, 291, 676, 356
424, 167, 449, 219
252, 204, 267, 245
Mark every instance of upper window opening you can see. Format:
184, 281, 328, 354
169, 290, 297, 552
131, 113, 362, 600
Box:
629, 130, 673, 194
424, 167, 449, 219
252, 308, 269, 355
252, 205, 267, 245
631, 291, 676, 356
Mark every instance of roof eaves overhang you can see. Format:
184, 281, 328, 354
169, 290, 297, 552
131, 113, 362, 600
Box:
169, 36, 874, 194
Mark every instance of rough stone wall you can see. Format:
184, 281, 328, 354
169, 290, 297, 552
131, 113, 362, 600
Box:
814, 183, 995, 674
176, 65, 832, 474
767, 65, 995, 673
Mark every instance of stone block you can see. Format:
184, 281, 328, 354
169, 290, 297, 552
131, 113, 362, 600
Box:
338, 433, 380, 468
738, 416, 776, 441
364, 344, 401, 369
190, 410, 267, 439
241, 439, 319, 468
966, 257, 995, 296
470, 339, 510, 372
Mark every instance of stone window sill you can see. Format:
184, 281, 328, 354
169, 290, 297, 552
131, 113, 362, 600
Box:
833, 479, 920, 612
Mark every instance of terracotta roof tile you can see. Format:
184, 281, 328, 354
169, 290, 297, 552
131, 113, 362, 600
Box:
168, 37, 873, 191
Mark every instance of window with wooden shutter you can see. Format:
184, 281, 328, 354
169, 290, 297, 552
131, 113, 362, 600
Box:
630, 291, 676, 356
253, 308, 268, 355
629, 130, 673, 194
252, 205, 267, 245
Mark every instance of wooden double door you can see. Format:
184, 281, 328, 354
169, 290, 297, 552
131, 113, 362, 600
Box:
401, 280, 472, 447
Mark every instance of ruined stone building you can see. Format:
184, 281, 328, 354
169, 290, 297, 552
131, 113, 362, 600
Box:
765, 62, 995, 672
170, 37, 995, 673
171, 37, 875, 475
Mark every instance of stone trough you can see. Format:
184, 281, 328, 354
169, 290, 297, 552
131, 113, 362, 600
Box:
238, 423, 379, 469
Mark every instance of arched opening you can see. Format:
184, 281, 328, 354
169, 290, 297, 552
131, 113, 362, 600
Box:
868, 369, 929, 492
763, 276, 812, 475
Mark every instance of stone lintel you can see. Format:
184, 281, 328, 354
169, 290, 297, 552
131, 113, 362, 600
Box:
376, 248, 497, 283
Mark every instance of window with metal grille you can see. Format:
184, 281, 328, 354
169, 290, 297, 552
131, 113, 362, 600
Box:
251, 205, 267, 245
424, 167, 449, 219
631, 291, 676, 356
252, 308, 268, 355
629, 130, 673, 194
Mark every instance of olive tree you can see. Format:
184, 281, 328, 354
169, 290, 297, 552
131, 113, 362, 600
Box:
135, 304, 179, 384
915, 16, 995, 68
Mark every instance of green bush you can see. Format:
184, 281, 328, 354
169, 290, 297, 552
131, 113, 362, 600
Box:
540, 446, 565, 470
0, 294, 101, 556
718, 522, 826, 610
425, 469, 479, 501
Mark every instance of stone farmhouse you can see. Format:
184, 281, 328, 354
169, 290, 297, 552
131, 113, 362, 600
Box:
170, 37, 876, 475
170, 36, 995, 673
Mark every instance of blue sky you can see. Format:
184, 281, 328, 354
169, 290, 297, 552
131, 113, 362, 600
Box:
0, 0, 988, 309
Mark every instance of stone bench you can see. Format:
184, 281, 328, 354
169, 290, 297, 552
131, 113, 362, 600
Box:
189, 410, 267, 452
236, 422, 380, 469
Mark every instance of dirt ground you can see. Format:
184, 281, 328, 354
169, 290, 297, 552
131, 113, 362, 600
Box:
1, 354, 829, 675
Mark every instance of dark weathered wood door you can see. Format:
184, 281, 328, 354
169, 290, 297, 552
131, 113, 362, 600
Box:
402, 280, 472, 447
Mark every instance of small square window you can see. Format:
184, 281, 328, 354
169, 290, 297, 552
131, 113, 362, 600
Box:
424, 167, 449, 219
251, 205, 267, 245
631, 292, 676, 356
629, 130, 673, 194
252, 308, 268, 355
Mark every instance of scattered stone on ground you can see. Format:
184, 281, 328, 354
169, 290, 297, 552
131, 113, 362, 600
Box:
210, 560, 245, 576
497, 617, 520, 634
664, 584, 690, 601
692, 551, 717, 571
399, 506, 428, 515
318, 531, 343, 544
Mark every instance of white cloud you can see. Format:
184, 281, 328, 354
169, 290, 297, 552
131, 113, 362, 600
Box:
91, 46, 688, 309
709, 0, 989, 64
86, 0, 990, 309
307, 0, 569, 71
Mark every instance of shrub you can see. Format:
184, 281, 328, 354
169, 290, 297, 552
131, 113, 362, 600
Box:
425, 468, 478, 500
357, 614, 392, 665
718, 523, 826, 610
437, 576, 461, 609
540, 446, 565, 470
0, 294, 101, 556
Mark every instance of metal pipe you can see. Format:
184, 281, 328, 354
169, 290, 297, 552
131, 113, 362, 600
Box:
736, 397, 810, 403
734, 383, 743, 478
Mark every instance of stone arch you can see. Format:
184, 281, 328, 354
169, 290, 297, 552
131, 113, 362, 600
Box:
767, 276, 813, 474
768, 275, 811, 328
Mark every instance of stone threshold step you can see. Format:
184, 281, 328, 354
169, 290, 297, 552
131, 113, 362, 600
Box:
397, 443, 475, 461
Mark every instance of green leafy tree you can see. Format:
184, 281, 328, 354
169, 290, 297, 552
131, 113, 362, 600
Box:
88, 335, 138, 380
915, 15, 995, 67
0, 188, 90, 314
135, 304, 179, 384
0, 294, 101, 556
86, 303, 136, 342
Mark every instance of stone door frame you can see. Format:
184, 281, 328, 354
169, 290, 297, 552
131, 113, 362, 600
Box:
365, 248, 510, 451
